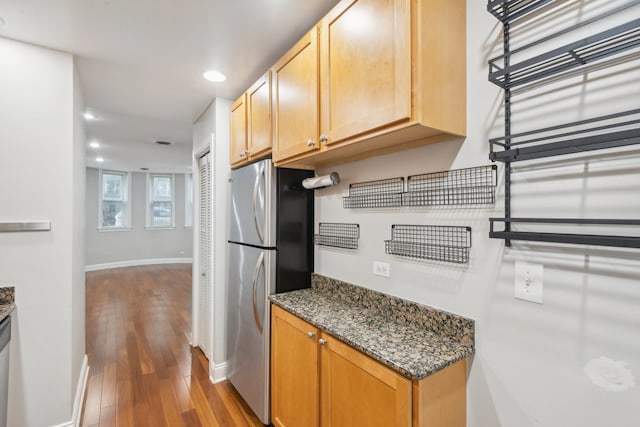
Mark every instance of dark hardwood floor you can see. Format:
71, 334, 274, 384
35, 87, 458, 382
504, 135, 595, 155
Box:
81, 264, 263, 426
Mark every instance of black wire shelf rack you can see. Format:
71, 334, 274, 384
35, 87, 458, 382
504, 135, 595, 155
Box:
489, 218, 640, 248
487, 0, 556, 23
489, 109, 640, 162
343, 177, 404, 208
488, 1, 640, 249
403, 165, 498, 206
385, 225, 472, 264
314, 223, 360, 250
488, 17, 640, 89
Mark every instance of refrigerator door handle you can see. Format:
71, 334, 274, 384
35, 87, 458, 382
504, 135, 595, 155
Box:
251, 252, 265, 334
252, 167, 264, 245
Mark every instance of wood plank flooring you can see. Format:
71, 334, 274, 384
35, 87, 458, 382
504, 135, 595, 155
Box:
82, 264, 263, 427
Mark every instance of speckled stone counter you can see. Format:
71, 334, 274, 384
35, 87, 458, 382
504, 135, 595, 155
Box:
0, 286, 16, 322
270, 274, 474, 380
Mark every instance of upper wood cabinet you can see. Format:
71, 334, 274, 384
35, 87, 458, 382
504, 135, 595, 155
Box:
230, 72, 273, 168
271, 29, 321, 163
320, 0, 411, 146
247, 72, 272, 160
230, 94, 247, 167
273, 0, 466, 168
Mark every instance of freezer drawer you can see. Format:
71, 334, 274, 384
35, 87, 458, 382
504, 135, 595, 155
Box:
226, 243, 275, 424
229, 159, 276, 247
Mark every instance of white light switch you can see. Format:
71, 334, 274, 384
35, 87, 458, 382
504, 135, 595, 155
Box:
514, 261, 543, 304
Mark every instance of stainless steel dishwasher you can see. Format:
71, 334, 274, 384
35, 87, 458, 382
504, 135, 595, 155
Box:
0, 316, 10, 427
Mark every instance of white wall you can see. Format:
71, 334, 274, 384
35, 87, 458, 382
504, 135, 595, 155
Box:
0, 37, 86, 427
315, 1, 640, 426
85, 168, 193, 268
192, 98, 231, 379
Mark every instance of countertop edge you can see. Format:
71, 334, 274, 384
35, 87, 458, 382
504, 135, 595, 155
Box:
270, 297, 474, 381
0, 303, 16, 323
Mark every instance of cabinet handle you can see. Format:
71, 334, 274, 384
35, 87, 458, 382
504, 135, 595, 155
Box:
319, 134, 328, 144
240, 151, 247, 158
318, 338, 327, 345
307, 331, 315, 339
306, 139, 315, 147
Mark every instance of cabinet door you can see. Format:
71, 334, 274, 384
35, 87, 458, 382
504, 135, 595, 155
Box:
248, 72, 272, 159
272, 28, 320, 163
320, 332, 411, 427
230, 94, 248, 166
320, 0, 411, 146
271, 305, 320, 427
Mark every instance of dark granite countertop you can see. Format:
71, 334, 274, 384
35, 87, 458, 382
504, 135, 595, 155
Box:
0, 304, 15, 323
270, 275, 474, 381
0, 286, 15, 323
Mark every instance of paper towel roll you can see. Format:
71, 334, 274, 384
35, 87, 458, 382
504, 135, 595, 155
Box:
302, 172, 340, 190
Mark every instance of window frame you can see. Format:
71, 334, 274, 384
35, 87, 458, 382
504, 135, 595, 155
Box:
98, 169, 132, 231
185, 172, 194, 228
146, 172, 176, 229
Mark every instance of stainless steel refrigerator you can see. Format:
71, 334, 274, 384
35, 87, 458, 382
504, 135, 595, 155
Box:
226, 159, 313, 424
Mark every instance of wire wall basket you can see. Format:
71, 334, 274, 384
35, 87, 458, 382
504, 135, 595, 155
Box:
314, 223, 360, 250
343, 166, 497, 209
403, 165, 497, 206
343, 177, 404, 208
385, 225, 472, 264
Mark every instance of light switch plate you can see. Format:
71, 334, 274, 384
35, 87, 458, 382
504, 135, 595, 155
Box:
514, 261, 543, 304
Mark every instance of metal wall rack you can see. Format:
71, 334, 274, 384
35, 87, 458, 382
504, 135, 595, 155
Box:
403, 165, 497, 206
343, 165, 497, 209
343, 177, 404, 208
487, 0, 640, 248
385, 225, 472, 264
314, 223, 360, 249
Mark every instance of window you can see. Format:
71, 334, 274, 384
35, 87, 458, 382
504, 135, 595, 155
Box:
147, 173, 175, 228
99, 170, 131, 230
185, 173, 193, 228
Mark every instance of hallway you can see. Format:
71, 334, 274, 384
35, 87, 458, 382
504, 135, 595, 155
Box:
81, 264, 262, 426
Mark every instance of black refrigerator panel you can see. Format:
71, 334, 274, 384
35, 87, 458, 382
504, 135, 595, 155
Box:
275, 167, 314, 293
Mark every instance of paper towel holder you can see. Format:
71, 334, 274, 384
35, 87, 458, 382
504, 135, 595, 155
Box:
302, 172, 340, 190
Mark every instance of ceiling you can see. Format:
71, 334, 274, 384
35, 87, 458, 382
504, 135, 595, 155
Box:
0, 0, 339, 172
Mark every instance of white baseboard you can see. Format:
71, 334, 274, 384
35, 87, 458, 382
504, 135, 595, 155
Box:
51, 355, 89, 427
210, 361, 227, 384
85, 257, 192, 272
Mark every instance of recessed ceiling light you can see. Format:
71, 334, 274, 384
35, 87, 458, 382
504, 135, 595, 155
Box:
89, 141, 100, 149
140, 167, 149, 171
96, 156, 104, 163
155, 140, 172, 146
83, 112, 96, 120
203, 70, 226, 83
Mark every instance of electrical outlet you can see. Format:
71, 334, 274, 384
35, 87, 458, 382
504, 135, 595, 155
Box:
373, 261, 390, 278
514, 261, 543, 304
373, 261, 391, 278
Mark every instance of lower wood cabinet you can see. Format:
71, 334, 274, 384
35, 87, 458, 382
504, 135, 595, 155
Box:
271, 304, 467, 427
271, 304, 320, 427
320, 331, 412, 427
